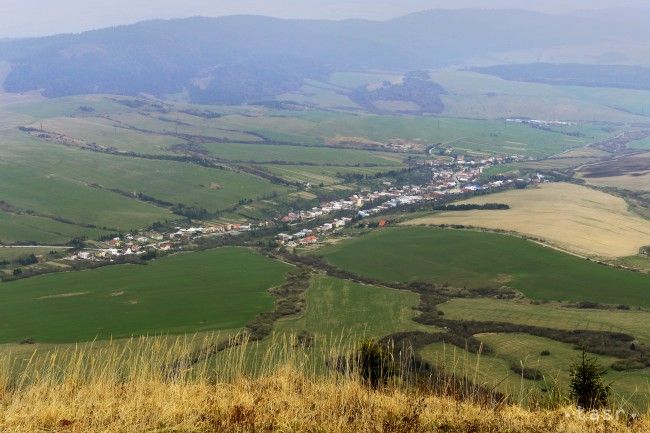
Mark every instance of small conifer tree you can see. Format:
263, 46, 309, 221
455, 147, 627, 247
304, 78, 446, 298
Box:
569, 350, 610, 409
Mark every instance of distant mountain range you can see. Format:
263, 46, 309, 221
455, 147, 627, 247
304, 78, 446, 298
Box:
1, 9, 650, 104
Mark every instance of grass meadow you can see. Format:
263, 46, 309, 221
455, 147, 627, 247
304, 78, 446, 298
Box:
0, 130, 290, 241
320, 227, 650, 306
0, 248, 290, 343
202, 141, 402, 165
0, 211, 113, 245
275, 274, 427, 338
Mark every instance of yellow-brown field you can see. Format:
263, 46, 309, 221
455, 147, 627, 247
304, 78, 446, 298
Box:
580, 173, 650, 193
1, 335, 647, 433
404, 182, 650, 258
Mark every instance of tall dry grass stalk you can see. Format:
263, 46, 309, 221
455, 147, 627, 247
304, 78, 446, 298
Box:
0, 333, 647, 432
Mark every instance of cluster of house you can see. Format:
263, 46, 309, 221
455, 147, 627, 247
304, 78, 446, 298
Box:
276, 186, 430, 246
71, 232, 168, 261
357, 191, 424, 218
426, 154, 527, 193
279, 185, 416, 224
276, 216, 354, 247
69, 151, 543, 258
273, 155, 536, 248
168, 222, 255, 239
506, 118, 577, 127
68, 222, 266, 261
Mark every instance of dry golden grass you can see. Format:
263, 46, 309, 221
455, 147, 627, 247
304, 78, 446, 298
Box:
0, 334, 647, 433
581, 173, 650, 193
404, 183, 650, 258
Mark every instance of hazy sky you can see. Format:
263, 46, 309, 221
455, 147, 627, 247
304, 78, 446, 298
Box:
1, 0, 648, 38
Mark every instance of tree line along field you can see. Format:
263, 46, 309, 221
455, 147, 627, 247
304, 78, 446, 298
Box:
440, 298, 650, 345
404, 182, 650, 258
320, 227, 650, 307
0, 248, 290, 343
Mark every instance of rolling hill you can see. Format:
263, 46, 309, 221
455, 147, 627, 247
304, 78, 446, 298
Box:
2, 9, 650, 103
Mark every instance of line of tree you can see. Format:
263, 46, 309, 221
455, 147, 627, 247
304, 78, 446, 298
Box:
431, 203, 510, 211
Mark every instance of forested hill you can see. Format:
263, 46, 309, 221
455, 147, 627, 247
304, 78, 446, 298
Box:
0, 9, 649, 104
472, 63, 650, 91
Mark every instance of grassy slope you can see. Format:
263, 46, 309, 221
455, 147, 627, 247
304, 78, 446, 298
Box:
205, 111, 600, 157
0, 210, 112, 245
0, 248, 290, 343
430, 70, 650, 122
276, 274, 425, 338
420, 334, 645, 406
0, 247, 66, 261
3, 351, 647, 432
0, 131, 289, 230
320, 227, 650, 306
311, 116, 600, 157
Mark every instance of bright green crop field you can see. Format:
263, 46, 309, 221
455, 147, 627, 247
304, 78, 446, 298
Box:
0, 248, 290, 343
320, 227, 650, 306
203, 142, 401, 165
276, 275, 426, 338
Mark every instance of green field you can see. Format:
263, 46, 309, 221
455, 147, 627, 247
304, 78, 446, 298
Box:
262, 164, 403, 186
5, 95, 135, 119
310, 116, 601, 157
189, 110, 600, 157
429, 70, 650, 122
0, 247, 67, 261
0, 130, 290, 239
0, 248, 290, 343
278, 82, 360, 110
0, 210, 113, 245
203, 142, 401, 165
440, 298, 650, 345
276, 274, 426, 338
320, 227, 650, 306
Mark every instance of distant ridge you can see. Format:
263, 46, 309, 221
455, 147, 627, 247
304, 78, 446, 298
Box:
1, 9, 649, 103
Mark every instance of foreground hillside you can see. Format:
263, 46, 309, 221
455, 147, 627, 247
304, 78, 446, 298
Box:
1, 337, 647, 433
4, 372, 646, 433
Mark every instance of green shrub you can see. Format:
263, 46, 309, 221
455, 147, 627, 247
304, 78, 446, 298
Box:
357, 340, 394, 388
610, 359, 645, 372
510, 364, 543, 381
569, 350, 610, 409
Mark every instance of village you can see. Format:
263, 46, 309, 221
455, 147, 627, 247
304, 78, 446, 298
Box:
67, 153, 539, 260
274, 153, 537, 247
